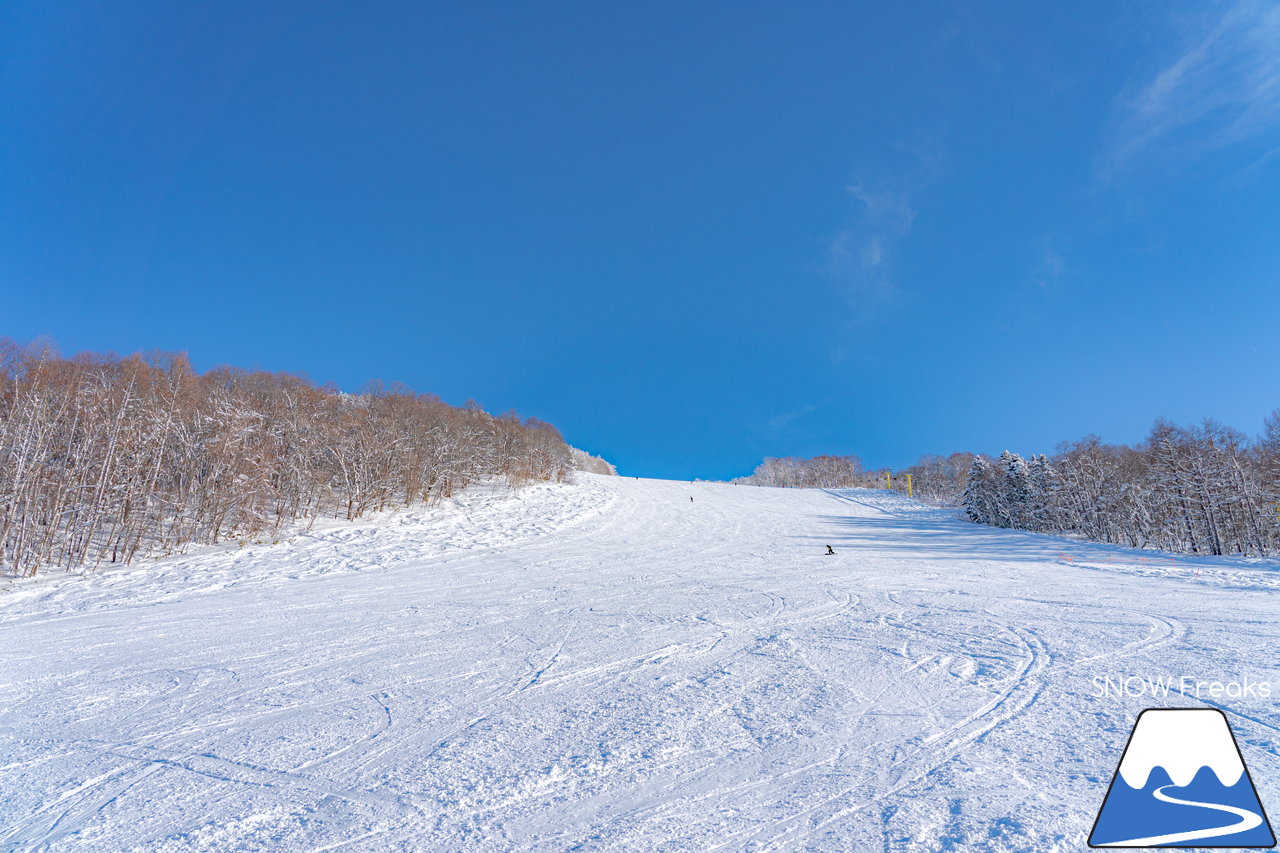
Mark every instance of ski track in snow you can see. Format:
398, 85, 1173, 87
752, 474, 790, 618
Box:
1, 475, 1278, 851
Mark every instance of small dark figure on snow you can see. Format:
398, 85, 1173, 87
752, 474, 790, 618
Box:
690, 496, 694, 502
825, 545, 835, 555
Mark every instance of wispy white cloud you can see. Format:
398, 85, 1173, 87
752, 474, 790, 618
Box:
1032, 245, 1064, 289
768, 403, 817, 434
1103, 1, 1280, 178
827, 182, 916, 305
846, 184, 917, 234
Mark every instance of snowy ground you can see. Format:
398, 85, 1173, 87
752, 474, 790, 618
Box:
2, 474, 1278, 851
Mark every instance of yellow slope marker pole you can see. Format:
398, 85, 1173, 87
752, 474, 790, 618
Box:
907, 473, 912, 499
884, 471, 890, 490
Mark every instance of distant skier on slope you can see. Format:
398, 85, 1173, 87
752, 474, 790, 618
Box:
826, 545, 835, 555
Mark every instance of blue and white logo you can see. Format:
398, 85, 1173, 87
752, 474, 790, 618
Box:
1090, 708, 1275, 848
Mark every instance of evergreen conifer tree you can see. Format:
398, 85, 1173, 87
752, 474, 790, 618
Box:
1027, 453, 1059, 531
963, 456, 997, 524
998, 450, 1030, 528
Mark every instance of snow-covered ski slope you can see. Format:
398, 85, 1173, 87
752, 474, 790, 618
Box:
3, 474, 1278, 851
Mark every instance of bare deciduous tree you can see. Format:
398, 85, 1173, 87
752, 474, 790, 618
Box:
0, 339, 584, 577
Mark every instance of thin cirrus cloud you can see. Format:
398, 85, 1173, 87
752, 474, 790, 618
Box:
827, 182, 916, 307
1102, 0, 1280, 179
1032, 245, 1065, 289
767, 403, 818, 434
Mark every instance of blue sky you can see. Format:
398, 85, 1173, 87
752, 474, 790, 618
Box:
3, 1, 1278, 479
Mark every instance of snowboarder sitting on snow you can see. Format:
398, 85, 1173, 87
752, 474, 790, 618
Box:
825, 545, 835, 555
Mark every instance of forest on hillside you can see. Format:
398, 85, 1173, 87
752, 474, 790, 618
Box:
901, 416, 1280, 557
733, 455, 870, 488
950, 417, 1280, 557
0, 339, 600, 577
737, 414, 1280, 557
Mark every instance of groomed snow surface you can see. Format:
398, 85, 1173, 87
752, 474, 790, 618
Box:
3, 474, 1278, 851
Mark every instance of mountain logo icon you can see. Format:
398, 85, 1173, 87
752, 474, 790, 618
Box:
1089, 708, 1275, 848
